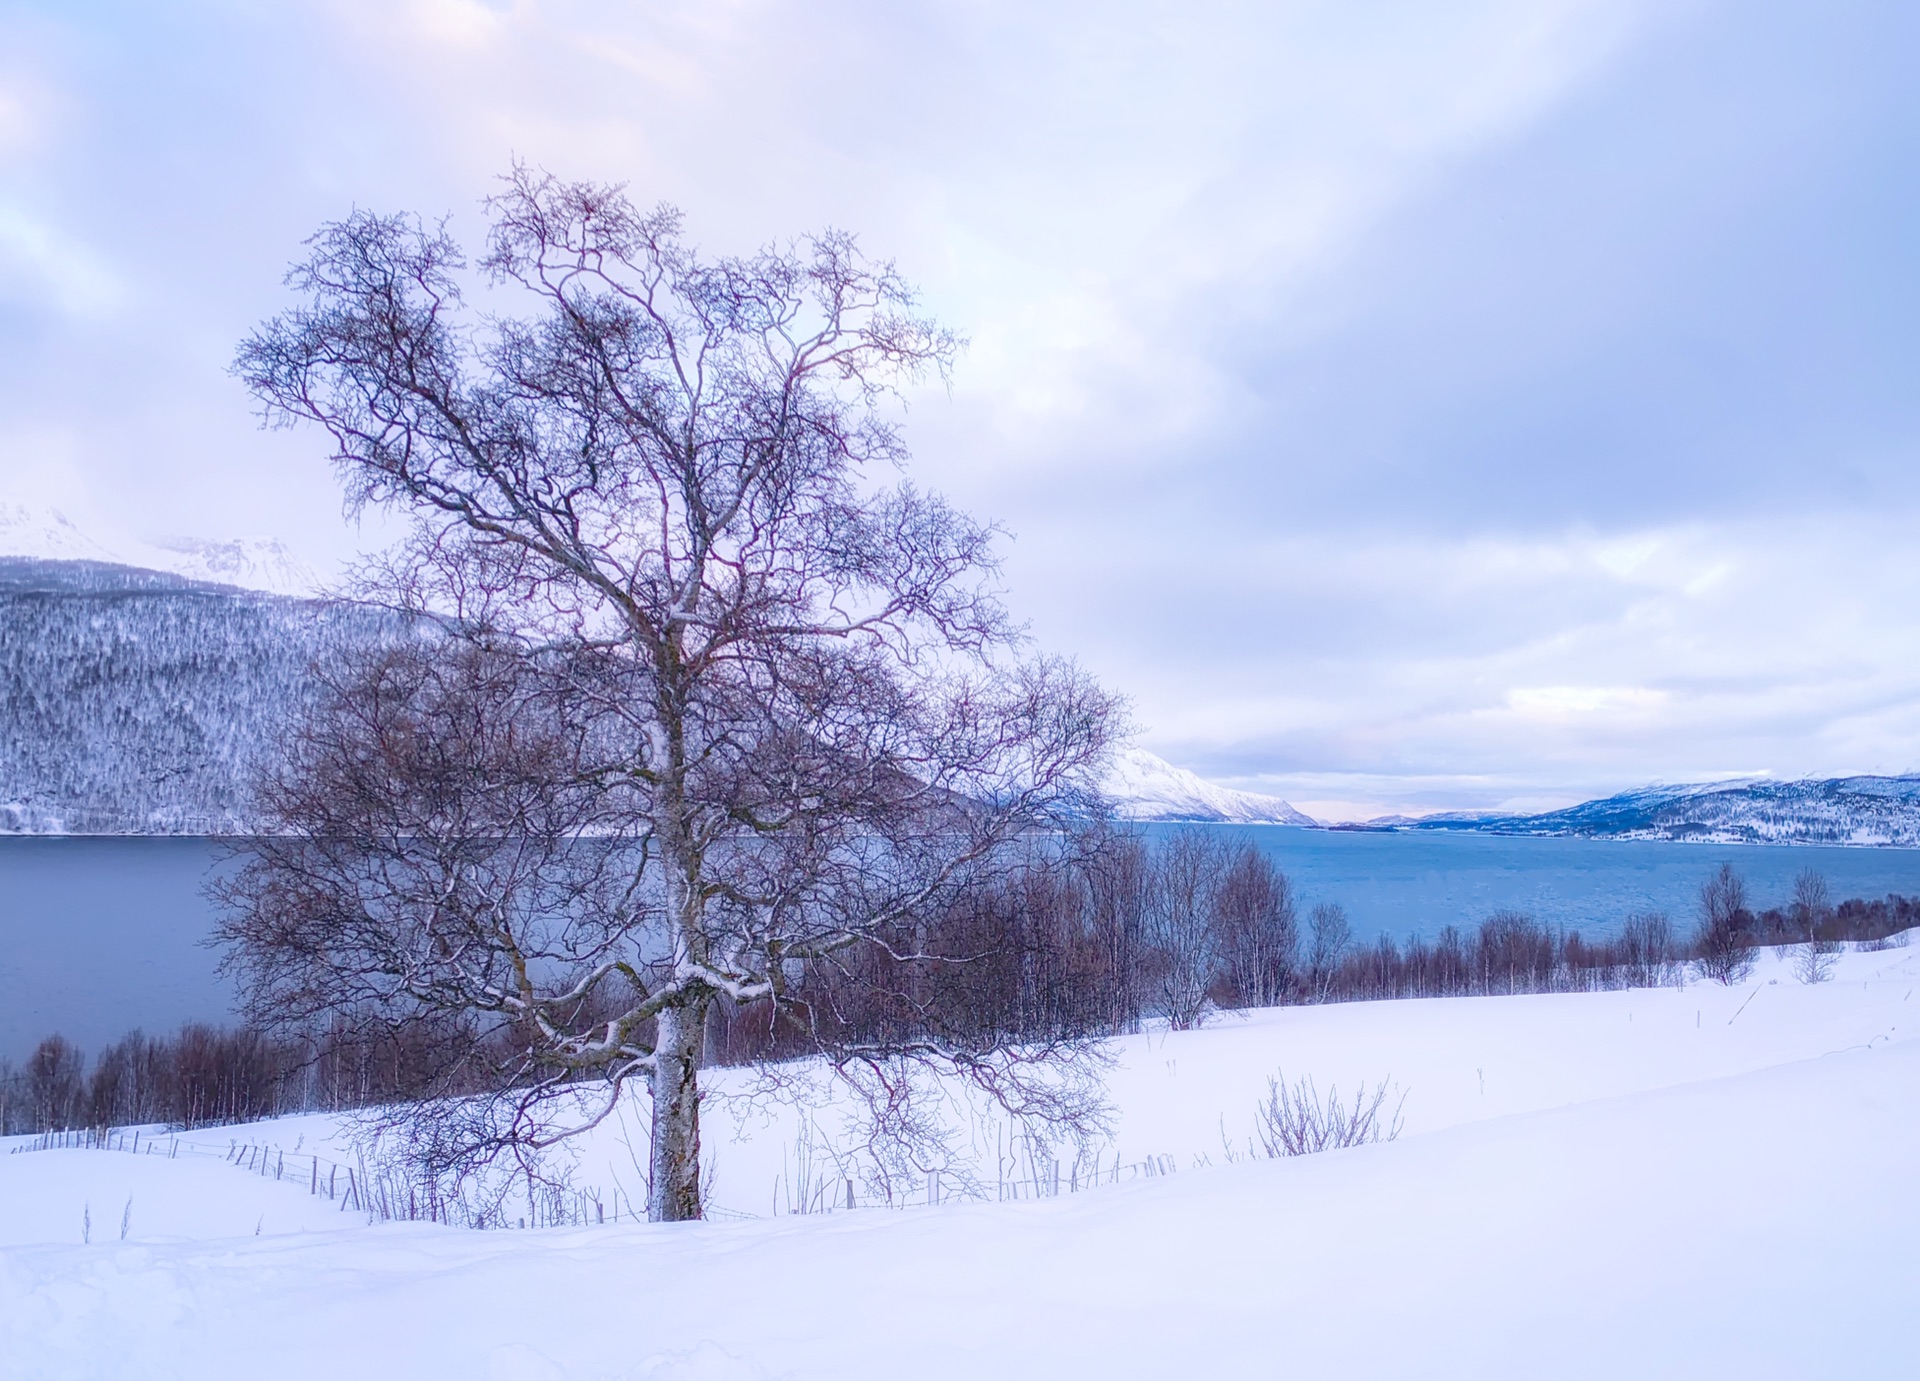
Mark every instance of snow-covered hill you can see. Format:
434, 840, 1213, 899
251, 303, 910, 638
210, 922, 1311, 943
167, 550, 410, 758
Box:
1104, 748, 1316, 825
0, 557, 409, 834
1404, 775, 1920, 846
0, 502, 318, 595
4, 942, 1916, 1378
0, 501, 116, 563
0, 554, 1315, 835
144, 536, 319, 597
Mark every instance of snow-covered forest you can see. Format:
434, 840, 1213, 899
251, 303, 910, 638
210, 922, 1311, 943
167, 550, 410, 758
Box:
0, 557, 409, 833
1411, 775, 1920, 846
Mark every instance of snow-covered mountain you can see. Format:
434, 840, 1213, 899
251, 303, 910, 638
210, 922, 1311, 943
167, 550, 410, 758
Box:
0, 502, 118, 563
0, 561, 1320, 836
1401, 776, 1920, 847
0, 502, 319, 596
1104, 748, 1316, 825
147, 537, 319, 597
20, 532, 1908, 847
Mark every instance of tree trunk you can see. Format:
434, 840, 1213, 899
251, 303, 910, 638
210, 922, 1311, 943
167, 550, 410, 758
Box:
648, 1000, 707, 1221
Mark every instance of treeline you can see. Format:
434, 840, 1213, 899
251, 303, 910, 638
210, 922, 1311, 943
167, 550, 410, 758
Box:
6, 832, 1916, 1136
0, 1018, 474, 1137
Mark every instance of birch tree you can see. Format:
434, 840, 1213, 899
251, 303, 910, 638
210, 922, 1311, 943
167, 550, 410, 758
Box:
225, 167, 1119, 1220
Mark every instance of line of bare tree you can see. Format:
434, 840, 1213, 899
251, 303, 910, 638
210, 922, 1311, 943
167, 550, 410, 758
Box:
8, 844, 1911, 1138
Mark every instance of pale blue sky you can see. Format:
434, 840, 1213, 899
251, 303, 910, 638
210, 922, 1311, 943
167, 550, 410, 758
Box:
2, 1, 1916, 817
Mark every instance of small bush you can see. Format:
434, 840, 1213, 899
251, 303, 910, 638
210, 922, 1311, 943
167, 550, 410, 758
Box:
1254, 1072, 1404, 1157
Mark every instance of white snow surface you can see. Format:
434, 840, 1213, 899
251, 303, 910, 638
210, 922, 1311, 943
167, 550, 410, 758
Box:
144, 536, 319, 596
5, 941, 1917, 1379
0, 502, 116, 563
1105, 747, 1316, 824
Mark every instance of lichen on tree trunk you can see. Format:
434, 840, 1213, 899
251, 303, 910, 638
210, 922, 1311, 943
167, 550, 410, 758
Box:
648, 1001, 707, 1222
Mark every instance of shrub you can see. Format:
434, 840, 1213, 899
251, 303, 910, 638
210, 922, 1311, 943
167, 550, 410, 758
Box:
1254, 1072, 1404, 1157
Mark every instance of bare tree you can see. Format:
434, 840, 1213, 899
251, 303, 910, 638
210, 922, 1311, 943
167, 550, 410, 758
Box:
1307, 902, 1352, 1003
1616, 911, 1676, 988
1693, 863, 1756, 985
24, 1035, 85, 1132
1144, 830, 1223, 1029
1210, 844, 1298, 1009
227, 167, 1120, 1220
1789, 868, 1841, 984
1082, 827, 1150, 1035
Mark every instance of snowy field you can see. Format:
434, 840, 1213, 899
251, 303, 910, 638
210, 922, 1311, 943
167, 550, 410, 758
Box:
5, 940, 1916, 1379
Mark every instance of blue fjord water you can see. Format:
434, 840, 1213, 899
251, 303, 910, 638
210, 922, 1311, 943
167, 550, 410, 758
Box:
9, 829, 1920, 1062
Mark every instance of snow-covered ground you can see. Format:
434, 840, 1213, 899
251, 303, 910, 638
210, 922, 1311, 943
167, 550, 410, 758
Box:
5, 940, 1916, 1379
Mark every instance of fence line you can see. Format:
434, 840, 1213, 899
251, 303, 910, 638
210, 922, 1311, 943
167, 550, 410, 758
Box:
11, 1120, 1193, 1229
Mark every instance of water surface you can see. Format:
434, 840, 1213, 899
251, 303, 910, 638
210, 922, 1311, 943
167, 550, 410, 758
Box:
9, 829, 1920, 1062
1203, 825, 1920, 939
1, 837, 233, 1065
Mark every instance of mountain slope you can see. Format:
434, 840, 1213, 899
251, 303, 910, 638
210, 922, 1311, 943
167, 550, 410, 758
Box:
1404, 775, 1920, 846
0, 502, 318, 595
0, 557, 407, 834
1104, 748, 1316, 825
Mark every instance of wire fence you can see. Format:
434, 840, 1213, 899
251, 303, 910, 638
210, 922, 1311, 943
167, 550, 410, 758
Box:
9, 1120, 1191, 1228
6, 1125, 631, 1229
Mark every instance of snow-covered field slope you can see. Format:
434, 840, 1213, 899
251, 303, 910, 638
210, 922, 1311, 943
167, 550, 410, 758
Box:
5, 941, 1917, 1379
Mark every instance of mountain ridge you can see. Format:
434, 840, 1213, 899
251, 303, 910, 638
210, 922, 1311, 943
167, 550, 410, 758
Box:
0, 501, 318, 596
4, 554, 1916, 844
1104, 748, 1317, 825
1391, 775, 1920, 847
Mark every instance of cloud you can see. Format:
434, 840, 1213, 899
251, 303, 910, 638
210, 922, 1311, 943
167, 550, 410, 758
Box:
1117, 513, 1920, 816
0, 0, 1915, 813
0, 205, 122, 315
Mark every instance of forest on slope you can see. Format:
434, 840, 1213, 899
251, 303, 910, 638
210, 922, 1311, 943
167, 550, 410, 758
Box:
0, 558, 408, 834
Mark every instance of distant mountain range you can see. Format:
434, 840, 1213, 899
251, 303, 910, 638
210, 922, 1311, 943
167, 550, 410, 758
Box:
1106, 761, 1920, 846
1, 547, 1916, 844
0, 501, 317, 596
1397, 777, 1920, 848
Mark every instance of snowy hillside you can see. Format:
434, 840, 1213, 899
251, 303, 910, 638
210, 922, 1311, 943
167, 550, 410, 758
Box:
0, 557, 410, 834
0, 557, 1306, 835
144, 536, 318, 597
1408, 775, 1920, 846
1105, 747, 1316, 824
3, 939, 1915, 1378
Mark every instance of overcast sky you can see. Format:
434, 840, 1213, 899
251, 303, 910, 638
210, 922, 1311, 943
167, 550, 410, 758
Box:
2, 0, 1917, 818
